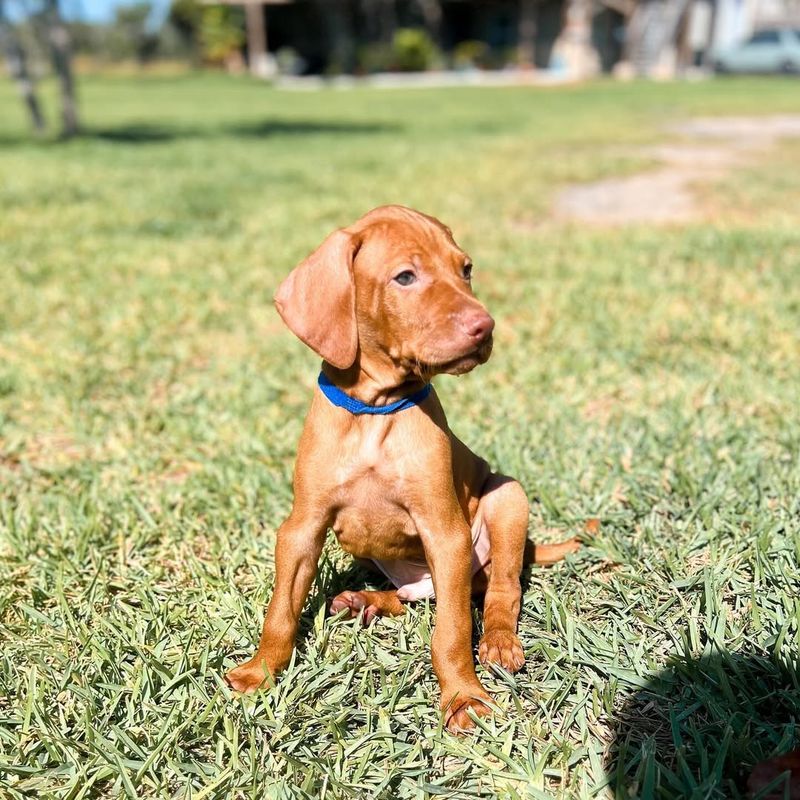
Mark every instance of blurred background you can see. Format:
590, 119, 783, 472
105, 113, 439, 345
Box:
2, 0, 800, 138
2, 1, 800, 798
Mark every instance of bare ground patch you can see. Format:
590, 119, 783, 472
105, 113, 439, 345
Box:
553, 115, 800, 225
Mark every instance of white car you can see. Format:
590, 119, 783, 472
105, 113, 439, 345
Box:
715, 28, 800, 74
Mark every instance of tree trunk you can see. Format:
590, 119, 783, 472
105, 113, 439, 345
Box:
325, 0, 356, 74
44, 0, 78, 137
244, 2, 270, 78
377, 0, 396, 43
518, 0, 537, 67
416, 0, 442, 43
624, 0, 691, 77
0, 2, 46, 133
553, 0, 599, 78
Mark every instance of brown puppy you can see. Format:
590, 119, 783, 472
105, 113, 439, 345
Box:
226, 205, 578, 732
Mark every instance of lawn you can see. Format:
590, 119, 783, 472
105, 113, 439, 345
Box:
1, 73, 799, 799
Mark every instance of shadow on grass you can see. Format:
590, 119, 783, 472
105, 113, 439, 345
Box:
608, 650, 800, 799
0, 119, 401, 146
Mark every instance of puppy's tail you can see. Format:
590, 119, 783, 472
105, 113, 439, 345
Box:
523, 537, 581, 566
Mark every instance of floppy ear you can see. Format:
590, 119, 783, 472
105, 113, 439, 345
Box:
274, 229, 359, 370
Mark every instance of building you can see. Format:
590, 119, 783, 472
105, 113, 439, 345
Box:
240, 0, 800, 78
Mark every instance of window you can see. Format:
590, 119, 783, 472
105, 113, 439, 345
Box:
749, 30, 781, 45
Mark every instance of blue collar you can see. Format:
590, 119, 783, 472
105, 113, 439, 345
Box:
317, 372, 432, 415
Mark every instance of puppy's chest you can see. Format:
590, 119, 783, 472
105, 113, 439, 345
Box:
324, 423, 434, 560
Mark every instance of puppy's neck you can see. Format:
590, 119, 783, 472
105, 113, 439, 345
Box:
322, 361, 428, 407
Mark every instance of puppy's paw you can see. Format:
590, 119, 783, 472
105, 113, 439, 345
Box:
225, 659, 272, 693
329, 590, 379, 625
478, 630, 525, 673
443, 691, 493, 734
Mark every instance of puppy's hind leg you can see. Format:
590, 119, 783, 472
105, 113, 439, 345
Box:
329, 589, 405, 625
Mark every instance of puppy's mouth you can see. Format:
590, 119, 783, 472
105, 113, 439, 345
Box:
412, 335, 493, 378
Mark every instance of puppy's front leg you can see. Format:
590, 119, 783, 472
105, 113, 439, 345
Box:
226, 509, 326, 693
418, 507, 492, 733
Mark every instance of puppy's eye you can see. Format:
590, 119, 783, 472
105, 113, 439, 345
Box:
394, 270, 417, 286
463, 263, 473, 281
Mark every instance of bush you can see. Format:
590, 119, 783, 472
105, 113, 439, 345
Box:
355, 42, 389, 74
391, 28, 438, 72
452, 40, 488, 70
198, 5, 244, 66
275, 46, 306, 76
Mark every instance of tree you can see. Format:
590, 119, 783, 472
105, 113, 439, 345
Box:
623, 0, 691, 76
0, 0, 46, 132
0, 0, 79, 137
198, 5, 244, 67
415, 0, 442, 44
110, 3, 161, 64
43, 0, 78, 136
518, 0, 537, 67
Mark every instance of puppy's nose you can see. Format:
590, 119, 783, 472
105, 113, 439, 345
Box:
459, 311, 495, 341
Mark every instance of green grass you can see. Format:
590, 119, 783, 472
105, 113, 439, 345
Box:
1, 73, 799, 799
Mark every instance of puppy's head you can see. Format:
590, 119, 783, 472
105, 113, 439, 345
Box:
274, 205, 494, 381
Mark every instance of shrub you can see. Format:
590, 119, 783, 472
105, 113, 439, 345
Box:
198, 5, 244, 66
453, 40, 488, 70
356, 42, 393, 74
391, 28, 438, 72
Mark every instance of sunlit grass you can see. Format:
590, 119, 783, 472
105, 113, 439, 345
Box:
1, 74, 799, 798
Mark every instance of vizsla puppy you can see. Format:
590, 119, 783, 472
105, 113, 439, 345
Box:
226, 205, 578, 731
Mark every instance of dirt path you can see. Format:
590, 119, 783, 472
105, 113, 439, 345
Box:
553, 115, 800, 225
